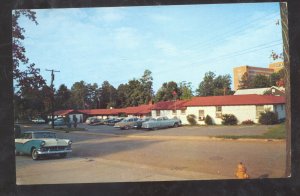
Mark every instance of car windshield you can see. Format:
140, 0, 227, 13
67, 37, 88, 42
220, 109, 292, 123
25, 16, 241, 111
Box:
33, 132, 56, 139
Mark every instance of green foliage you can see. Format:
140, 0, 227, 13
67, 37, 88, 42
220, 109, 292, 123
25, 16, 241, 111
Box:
187, 114, 197, 125
259, 111, 278, 125
251, 74, 271, 88
196, 71, 233, 96
221, 114, 238, 125
204, 115, 213, 125
155, 81, 179, 102
179, 81, 193, 100
238, 72, 251, 89
241, 119, 255, 125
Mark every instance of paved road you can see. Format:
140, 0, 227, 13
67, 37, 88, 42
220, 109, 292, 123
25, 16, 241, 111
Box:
16, 124, 286, 185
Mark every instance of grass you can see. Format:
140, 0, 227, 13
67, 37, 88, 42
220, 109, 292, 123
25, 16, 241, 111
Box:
215, 123, 286, 140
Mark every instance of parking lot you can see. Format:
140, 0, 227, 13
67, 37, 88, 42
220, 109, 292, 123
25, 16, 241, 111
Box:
16, 123, 286, 185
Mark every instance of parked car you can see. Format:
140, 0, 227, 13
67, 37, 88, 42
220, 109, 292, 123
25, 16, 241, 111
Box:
48, 118, 65, 126
31, 117, 46, 124
105, 118, 124, 126
141, 116, 181, 130
85, 117, 104, 125
114, 117, 140, 130
15, 131, 72, 160
132, 117, 155, 129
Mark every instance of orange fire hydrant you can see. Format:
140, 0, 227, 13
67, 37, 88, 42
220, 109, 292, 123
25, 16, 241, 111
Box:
235, 162, 250, 179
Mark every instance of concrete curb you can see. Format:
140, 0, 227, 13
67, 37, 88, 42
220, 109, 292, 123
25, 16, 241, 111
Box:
62, 130, 285, 142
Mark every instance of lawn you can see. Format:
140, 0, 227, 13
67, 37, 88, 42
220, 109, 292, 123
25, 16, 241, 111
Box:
215, 123, 286, 140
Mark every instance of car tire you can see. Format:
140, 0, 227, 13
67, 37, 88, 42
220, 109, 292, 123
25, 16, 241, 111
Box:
15, 150, 20, 156
124, 126, 129, 130
31, 148, 39, 160
173, 123, 179, 128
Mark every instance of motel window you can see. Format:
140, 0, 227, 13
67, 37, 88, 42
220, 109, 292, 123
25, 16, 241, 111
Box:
198, 110, 205, 121
181, 109, 186, 115
216, 106, 222, 118
256, 105, 265, 118
172, 110, 176, 115
156, 110, 160, 116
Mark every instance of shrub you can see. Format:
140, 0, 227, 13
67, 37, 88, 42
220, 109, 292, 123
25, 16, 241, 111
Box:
205, 115, 213, 125
241, 119, 255, 125
259, 111, 278, 125
187, 114, 197, 125
221, 114, 238, 125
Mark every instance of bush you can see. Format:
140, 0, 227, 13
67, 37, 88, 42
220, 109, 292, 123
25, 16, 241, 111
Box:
259, 111, 278, 125
187, 114, 197, 125
241, 119, 255, 125
221, 114, 238, 125
205, 115, 213, 125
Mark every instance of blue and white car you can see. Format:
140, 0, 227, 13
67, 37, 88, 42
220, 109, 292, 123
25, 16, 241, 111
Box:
15, 131, 72, 160
141, 117, 181, 130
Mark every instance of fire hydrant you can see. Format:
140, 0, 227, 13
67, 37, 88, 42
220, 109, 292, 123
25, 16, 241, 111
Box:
235, 162, 249, 179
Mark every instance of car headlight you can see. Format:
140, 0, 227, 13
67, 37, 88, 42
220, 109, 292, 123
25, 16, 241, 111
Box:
68, 141, 72, 145
40, 141, 46, 146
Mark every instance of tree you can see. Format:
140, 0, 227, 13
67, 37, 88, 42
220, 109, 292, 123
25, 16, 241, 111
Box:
86, 83, 99, 109
196, 71, 215, 96
12, 9, 45, 91
70, 81, 88, 109
99, 81, 117, 108
116, 84, 129, 108
251, 74, 271, 88
179, 81, 193, 100
55, 84, 71, 110
196, 71, 233, 96
155, 81, 179, 102
125, 79, 142, 106
238, 72, 251, 89
139, 69, 154, 104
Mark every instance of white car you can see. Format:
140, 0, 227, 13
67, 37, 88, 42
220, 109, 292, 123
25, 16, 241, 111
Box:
31, 117, 46, 124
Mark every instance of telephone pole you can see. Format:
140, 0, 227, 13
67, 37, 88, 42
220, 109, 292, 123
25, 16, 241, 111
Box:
46, 69, 60, 129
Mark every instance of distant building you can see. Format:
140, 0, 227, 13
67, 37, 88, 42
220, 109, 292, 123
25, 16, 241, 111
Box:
233, 65, 274, 90
234, 86, 285, 96
269, 61, 284, 72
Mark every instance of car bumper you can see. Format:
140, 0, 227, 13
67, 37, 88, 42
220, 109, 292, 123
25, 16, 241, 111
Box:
37, 149, 72, 155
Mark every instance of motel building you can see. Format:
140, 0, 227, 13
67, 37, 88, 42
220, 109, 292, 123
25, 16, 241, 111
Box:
53, 94, 285, 125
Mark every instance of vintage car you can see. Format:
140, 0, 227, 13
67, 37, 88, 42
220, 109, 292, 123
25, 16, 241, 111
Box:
31, 117, 46, 124
114, 117, 139, 130
86, 117, 105, 125
141, 116, 182, 130
48, 118, 65, 126
132, 117, 155, 129
15, 131, 72, 160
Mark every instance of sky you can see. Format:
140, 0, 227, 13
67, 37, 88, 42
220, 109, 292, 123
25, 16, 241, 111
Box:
16, 2, 283, 93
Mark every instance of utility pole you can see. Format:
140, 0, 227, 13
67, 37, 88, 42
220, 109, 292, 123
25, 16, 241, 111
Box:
46, 69, 60, 129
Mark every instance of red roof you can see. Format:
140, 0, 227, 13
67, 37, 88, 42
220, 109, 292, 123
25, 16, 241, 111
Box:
77, 104, 153, 116
54, 110, 75, 116
152, 100, 188, 110
184, 95, 285, 107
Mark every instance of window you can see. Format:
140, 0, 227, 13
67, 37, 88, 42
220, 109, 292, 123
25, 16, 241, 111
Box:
216, 106, 222, 118
172, 110, 176, 115
181, 109, 186, 115
198, 110, 205, 120
256, 105, 264, 118
156, 110, 160, 116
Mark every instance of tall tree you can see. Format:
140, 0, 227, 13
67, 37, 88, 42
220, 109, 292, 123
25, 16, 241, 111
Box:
196, 71, 215, 96
86, 83, 99, 109
70, 81, 88, 109
116, 84, 129, 108
139, 69, 154, 104
196, 71, 233, 96
125, 79, 142, 106
55, 84, 71, 110
179, 81, 193, 100
251, 74, 271, 88
99, 81, 117, 108
155, 81, 179, 102
12, 9, 45, 91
